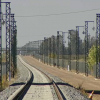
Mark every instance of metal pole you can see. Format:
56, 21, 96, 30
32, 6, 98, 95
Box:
14, 23, 17, 71
40, 40, 43, 62
76, 26, 84, 73
5, 2, 11, 81
57, 31, 68, 68
46, 38, 48, 64
76, 27, 79, 73
96, 14, 100, 78
12, 21, 17, 72
0, 0, 2, 86
49, 38, 51, 65
42, 40, 43, 62
11, 14, 14, 78
68, 30, 71, 70
85, 21, 88, 76
38, 40, 40, 61
44, 37, 46, 64
53, 36, 55, 66
57, 31, 59, 67
47, 38, 49, 64
62, 32, 65, 68
84, 21, 94, 76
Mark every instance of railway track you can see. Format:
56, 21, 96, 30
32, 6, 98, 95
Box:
12, 56, 63, 100
6, 56, 89, 100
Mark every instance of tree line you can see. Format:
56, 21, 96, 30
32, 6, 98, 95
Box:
39, 30, 96, 56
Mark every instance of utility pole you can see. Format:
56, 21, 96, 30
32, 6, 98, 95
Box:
0, 0, 2, 86
76, 26, 84, 74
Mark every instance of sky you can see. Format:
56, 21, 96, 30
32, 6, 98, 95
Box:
2, 0, 100, 47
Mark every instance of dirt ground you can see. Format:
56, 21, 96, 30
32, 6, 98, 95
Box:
22, 56, 100, 100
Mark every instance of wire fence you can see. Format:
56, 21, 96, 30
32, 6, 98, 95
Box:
20, 14, 100, 79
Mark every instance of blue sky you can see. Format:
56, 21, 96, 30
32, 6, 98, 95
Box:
2, 0, 100, 47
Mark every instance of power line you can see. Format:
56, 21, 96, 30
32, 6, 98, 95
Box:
15, 8, 100, 18
18, 34, 54, 37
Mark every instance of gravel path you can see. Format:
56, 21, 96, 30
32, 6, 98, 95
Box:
20, 56, 58, 100
0, 56, 30, 100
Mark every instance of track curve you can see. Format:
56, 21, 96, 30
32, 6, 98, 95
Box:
13, 56, 63, 100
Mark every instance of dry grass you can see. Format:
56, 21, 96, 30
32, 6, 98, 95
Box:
76, 82, 100, 100
64, 79, 88, 98
0, 69, 19, 92
77, 82, 88, 97
0, 53, 18, 91
2, 53, 6, 63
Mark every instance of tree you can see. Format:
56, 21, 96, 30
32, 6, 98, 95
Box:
39, 35, 66, 56
68, 30, 83, 55
87, 45, 99, 70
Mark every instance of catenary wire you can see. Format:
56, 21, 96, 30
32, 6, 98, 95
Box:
14, 8, 100, 18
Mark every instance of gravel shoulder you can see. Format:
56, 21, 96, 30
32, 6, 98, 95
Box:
0, 56, 30, 100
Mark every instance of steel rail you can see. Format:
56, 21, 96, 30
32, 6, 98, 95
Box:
12, 71, 33, 100
24, 60, 64, 100
12, 57, 64, 100
8, 57, 32, 100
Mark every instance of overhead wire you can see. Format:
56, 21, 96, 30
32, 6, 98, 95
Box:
15, 8, 100, 18
18, 34, 54, 37
16, 8, 100, 37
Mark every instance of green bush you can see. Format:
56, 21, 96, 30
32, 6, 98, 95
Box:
87, 45, 99, 70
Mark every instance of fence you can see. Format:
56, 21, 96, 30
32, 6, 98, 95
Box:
21, 13, 100, 79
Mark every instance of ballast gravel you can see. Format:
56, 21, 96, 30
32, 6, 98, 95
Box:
21, 58, 58, 100
26, 62, 89, 100
0, 57, 30, 100
0, 55, 89, 100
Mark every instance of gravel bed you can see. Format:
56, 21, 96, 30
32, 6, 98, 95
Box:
21, 59, 58, 100
27, 63, 89, 100
0, 57, 30, 100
